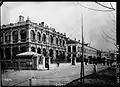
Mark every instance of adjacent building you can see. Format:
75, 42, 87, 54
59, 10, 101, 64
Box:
66, 38, 101, 64
0, 15, 67, 63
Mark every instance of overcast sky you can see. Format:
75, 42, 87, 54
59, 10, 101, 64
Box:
1, 2, 116, 51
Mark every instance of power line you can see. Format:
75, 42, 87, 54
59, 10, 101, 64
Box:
95, 2, 115, 10
77, 2, 114, 12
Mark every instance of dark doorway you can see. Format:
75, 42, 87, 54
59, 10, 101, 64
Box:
72, 54, 76, 65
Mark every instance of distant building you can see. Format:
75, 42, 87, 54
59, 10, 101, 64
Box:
0, 15, 67, 63
66, 38, 100, 63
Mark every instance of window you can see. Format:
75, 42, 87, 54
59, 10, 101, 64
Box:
56, 38, 58, 45
37, 32, 41, 42
73, 46, 76, 52
5, 32, 10, 42
42, 34, 46, 42
12, 47, 19, 58
63, 40, 65, 46
20, 46, 26, 52
37, 48, 41, 54
12, 31, 18, 43
59, 39, 62, 45
68, 46, 71, 52
50, 35, 53, 44
30, 30, 35, 41
31, 47, 35, 52
5, 48, 11, 59
20, 30, 26, 42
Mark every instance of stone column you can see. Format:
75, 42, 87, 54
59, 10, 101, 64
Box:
71, 46, 73, 53
35, 30, 37, 42
76, 45, 78, 53
46, 35, 49, 44
18, 30, 20, 43
71, 54, 73, 65
53, 50, 56, 60
18, 45, 20, 53
3, 33, 5, 44
27, 46, 31, 52
53, 37, 56, 45
27, 29, 31, 42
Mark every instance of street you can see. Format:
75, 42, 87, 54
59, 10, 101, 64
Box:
2, 62, 109, 86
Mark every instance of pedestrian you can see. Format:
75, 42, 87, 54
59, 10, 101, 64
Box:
46, 55, 49, 70
57, 60, 60, 67
85, 58, 88, 65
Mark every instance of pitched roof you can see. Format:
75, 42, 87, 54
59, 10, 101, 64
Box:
66, 39, 78, 44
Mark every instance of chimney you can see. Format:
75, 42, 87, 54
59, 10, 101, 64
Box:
41, 22, 44, 27
19, 15, 24, 22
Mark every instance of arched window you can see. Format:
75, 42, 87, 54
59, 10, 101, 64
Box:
68, 46, 71, 52
12, 47, 19, 59
5, 32, 10, 42
12, 31, 18, 43
73, 46, 76, 52
43, 48, 46, 56
56, 38, 58, 45
50, 35, 53, 44
42, 34, 46, 42
37, 32, 41, 42
37, 48, 41, 54
31, 47, 35, 52
63, 40, 65, 46
49, 49, 53, 57
30, 30, 35, 41
5, 48, 11, 59
20, 30, 26, 42
20, 46, 26, 52
1, 33, 3, 44
59, 39, 62, 45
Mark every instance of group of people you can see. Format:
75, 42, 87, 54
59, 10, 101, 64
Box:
84, 56, 114, 66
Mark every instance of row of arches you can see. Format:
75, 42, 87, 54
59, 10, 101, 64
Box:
4, 29, 27, 43
3, 30, 65, 46
30, 30, 65, 46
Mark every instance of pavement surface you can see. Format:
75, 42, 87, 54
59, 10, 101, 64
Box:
2, 62, 110, 86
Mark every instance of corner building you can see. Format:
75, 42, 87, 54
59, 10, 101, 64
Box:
0, 15, 67, 63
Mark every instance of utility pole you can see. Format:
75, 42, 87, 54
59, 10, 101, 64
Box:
80, 14, 84, 84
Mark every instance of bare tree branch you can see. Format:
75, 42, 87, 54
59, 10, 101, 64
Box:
109, 28, 116, 34
101, 28, 116, 41
101, 30, 117, 47
77, 2, 114, 12
110, 2, 114, 9
109, 13, 116, 23
95, 2, 115, 10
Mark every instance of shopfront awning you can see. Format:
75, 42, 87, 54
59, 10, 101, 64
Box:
16, 51, 43, 57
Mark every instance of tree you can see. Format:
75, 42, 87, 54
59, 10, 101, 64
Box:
77, 2, 117, 50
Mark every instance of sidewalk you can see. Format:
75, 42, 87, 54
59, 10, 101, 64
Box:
2, 62, 110, 86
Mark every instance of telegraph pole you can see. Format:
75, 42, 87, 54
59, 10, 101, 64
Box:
80, 14, 84, 84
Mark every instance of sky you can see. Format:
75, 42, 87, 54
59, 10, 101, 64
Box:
1, 2, 116, 51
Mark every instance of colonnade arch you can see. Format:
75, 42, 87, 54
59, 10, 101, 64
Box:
37, 48, 41, 54
20, 29, 27, 42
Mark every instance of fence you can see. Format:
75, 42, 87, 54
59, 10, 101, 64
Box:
1, 59, 35, 70
12, 74, 81, 86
